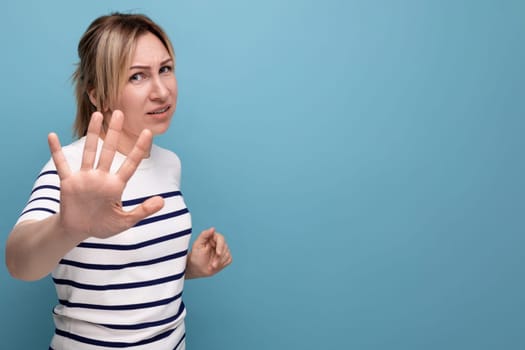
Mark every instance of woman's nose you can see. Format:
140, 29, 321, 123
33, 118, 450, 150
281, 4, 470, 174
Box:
150, 77, 169, 100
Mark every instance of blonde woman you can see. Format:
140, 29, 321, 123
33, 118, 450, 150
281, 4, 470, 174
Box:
6, 13, 232, 349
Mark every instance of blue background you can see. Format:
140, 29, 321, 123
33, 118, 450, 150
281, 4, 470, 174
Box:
1, 1, 524, 349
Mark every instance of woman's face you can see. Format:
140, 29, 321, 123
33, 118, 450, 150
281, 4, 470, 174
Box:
113, 32, 177, 154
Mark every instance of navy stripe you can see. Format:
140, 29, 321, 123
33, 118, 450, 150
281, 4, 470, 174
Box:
31, 184, 60, 194
55, 326, 176, 348
53, 271, 185, 290
20, 207, 56, 217
38, 170, 58, 178
27, 196, 60, 205
134, 208, 189, 227
122, 191, 182, 207
77, 228, 192, 250
60, 250, 187, 270
174, 333, 186, 350
58, 291, 183, 311
103, 302, 185, 330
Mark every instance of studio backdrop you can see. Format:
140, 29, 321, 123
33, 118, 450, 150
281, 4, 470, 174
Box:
1, 1, 524, 349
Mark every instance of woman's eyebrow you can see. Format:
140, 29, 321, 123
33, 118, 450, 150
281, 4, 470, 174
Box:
129, 58, 173, 70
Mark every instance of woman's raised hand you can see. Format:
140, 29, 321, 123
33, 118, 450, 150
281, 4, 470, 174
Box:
47, 110, 164, 241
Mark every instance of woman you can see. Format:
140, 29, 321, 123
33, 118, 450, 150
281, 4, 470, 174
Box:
5, 12, 232, 349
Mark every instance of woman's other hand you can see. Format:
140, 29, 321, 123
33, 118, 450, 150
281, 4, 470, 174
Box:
186, 227, 233, 279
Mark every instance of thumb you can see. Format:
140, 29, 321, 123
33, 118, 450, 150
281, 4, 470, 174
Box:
196, 227, 216, 243
127, 196, 165, 225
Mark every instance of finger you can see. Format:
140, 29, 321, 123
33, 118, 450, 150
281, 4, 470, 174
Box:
212, 257, 219, 269
81, 112, 103, 170
124, 195, 164, 227
97, 110, 123, 172
222, 251, 233, 267
197, 227, 215, 244
219, 247, 232, 266
48, 132, 71, 179
213, 249, 231, 269
213, 233, 226, 255
117, 128, 153, 183
211, 240, 226, 268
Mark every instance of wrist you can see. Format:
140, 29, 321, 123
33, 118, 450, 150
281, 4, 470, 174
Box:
52, 213, 88, 247
185, 252, 206, 279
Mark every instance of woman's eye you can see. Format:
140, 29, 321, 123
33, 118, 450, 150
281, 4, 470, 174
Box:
160, 65, 172, 74
130, 73, 145, 82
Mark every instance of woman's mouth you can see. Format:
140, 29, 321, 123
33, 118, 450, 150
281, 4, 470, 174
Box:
147, 105, 170, 115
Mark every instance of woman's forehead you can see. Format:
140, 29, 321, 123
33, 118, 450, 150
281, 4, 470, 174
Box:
128, 32, 173, 66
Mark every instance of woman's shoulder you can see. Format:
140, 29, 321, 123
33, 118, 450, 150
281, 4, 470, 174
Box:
149, 144, 183, 186
62, 137, 88, 155
150, 144, 181, 167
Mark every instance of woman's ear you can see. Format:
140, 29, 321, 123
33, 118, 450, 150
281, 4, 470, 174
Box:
88, 89, 109, 112
88, 89, 98, 107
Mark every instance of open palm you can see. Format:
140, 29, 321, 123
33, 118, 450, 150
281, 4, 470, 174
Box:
48, 111, 164, 242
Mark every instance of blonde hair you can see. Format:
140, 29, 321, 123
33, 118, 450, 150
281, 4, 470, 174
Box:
72, 13, 175, 137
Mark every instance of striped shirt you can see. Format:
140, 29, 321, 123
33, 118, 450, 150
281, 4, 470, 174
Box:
17, 137, 191, 349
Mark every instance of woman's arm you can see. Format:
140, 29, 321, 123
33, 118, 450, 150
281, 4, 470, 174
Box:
5, 216, 84, 281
